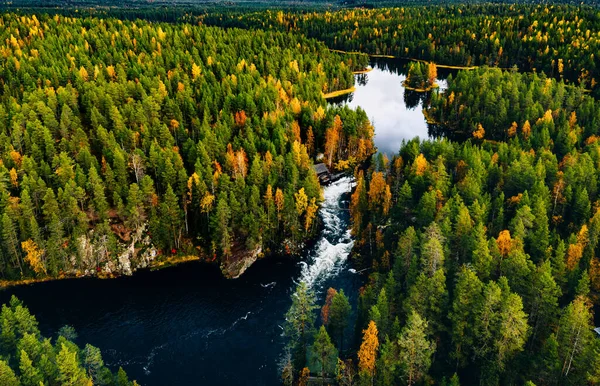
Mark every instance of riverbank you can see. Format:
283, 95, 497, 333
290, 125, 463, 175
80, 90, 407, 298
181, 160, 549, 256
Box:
0, 254, 208, 289
403, 81, 440, 92
323, 86, 356, 99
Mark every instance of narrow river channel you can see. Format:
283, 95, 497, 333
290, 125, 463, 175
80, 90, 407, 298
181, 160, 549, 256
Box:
0, 58, 444, 385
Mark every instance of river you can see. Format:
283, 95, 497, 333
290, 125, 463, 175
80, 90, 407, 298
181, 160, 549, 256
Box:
0, 59, 441, 385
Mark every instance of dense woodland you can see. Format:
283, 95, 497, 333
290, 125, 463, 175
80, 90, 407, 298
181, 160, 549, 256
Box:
283, 65, 600, 386
203, 4, 600, 96
0, 296, 137, 386
2, 2, 600, 386
0, 13, 373, 281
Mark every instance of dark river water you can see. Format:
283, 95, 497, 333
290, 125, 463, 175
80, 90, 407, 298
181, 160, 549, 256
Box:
0, 59, 441, 385
0, 178, 361, 386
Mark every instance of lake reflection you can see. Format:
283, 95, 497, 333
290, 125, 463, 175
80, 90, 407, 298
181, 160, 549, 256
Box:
331, 58, 448, 157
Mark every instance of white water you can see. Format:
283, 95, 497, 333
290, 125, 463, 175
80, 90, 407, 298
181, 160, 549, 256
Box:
298, 176, 355, 289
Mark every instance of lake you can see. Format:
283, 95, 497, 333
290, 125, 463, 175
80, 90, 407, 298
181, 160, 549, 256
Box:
330, 58, 450, 156
0, 59, 442, 385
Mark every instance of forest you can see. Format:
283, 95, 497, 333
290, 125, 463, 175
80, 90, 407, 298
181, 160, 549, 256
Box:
0, 13, 373, 282
0, 296, 137, 386
281, 65, 600, 385
203, 4, 600, 96
2, 1, 600, 386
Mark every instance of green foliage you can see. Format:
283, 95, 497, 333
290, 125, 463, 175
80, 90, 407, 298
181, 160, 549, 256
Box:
0, 296, 132, 386
0, 13, 374, 281
345, 66, 600, 385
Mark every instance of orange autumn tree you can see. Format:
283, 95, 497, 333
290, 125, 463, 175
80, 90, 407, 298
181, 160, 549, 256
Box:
321, 288, 338, 325
350, 171, 367, 236
325, 115, 343, 168
496, 230, 513, 257
358, 320, 379, 381
368, 172, 391, 214
567, 225, 589, 271
473, 123, 485, 139
22, 239, 45, 276
427, 62, 438, 86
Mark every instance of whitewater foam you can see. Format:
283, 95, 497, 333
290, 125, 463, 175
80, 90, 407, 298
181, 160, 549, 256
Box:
298, 176, 355, 289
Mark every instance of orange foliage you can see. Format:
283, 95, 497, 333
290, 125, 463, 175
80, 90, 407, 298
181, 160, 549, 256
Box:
358, 321, 379, 376
275, 188, 284, 214
321, 287, 338, 325
298, 367, 310, 386
522, 120, 531, 139
368, 172, 390, 213
569, 111, 577, 129
306, 127, 315, 155
291, 121, 301, 143
264, 185, 273, 207
567, 243, 584, 271
325, 115, 342, 168
234, 110, 247, 128
508, 121, 518, 137
9, 149, 22, 166
496, 230, 513, 257
473, 123, 485, 139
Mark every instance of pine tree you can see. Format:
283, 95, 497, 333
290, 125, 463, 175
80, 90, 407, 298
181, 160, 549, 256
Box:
328, 290, 351, 352
284, 282, 318, 371
0, 360, 19, 386
311, 326, 338, 384
56, 343, 90, 386
397, 311, 435, 386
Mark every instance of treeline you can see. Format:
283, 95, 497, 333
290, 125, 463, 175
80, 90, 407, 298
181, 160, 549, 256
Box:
343, 68, 600, 384
202, 4, 600, 96
0, 296, 136, 386
0, 13, 373, 281
427, 67, 600, 146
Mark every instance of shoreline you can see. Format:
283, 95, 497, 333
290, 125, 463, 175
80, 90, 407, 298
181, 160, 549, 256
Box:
0, 254, 206, 290
330, 47, 486, 70
403, 81, 440, 92
323, 86, 356, 99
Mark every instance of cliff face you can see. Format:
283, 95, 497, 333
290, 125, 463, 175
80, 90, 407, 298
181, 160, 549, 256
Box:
220, 245, 263, 279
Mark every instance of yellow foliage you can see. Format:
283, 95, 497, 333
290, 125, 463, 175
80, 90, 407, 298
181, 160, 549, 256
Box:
313, 106, 326, 122
22, 240, 46, 276
305, 198, 318, 231
473, 123, 485, 139
522, 120, 531, 139
508, 121, 518, 137
275, 188, 284, 213
414, 153, 428, 176
496, 230, 513, 257
9, 168, 18, 187
290, 98, 302, 115
79, 66, 88, 81
200, 194, 215, 213
358, 320, 379, 376
295, 187, 308, 215
567, 243, 583, 271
